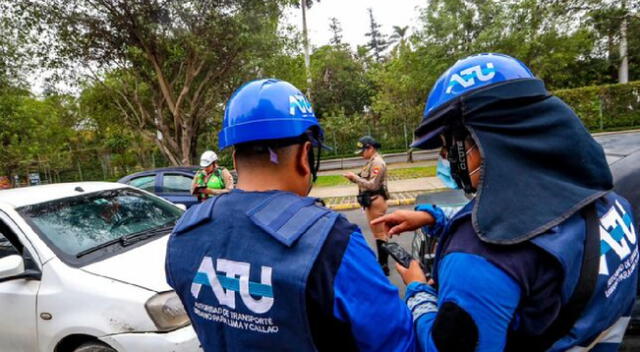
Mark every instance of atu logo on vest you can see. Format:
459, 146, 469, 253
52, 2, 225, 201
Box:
191, 256, 274, 314
599, 200, 637, 275
446, 63, 496, 94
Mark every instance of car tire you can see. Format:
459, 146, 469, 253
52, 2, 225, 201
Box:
73, 341, 116, 352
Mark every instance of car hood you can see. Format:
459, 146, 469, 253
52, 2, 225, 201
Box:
81, 235, 172, 292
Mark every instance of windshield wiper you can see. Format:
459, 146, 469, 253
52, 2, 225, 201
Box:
120, 224, 174, 246
76, 223, 175, 258
76, 237, 124, 258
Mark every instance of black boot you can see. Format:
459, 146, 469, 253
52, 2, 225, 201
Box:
376, 239, 390, 276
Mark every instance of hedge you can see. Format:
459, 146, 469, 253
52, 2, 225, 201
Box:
321, 81, 640, 159
555, 81, 640, 131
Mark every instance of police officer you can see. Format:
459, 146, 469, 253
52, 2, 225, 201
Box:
344, 136, 391, 275
191, 150, 234, 203
372, 53, 638, 351
165, 79, 417, 351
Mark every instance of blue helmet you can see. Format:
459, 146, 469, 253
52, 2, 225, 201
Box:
218, 79, 322, 150
412, 53, 535, 149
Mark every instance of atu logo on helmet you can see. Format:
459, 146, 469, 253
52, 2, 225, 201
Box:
191, 257, 274, 314
446, 62, 497, 94
289, 94, 314, 116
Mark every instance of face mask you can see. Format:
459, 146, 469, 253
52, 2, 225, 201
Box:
436, 156, 460, 189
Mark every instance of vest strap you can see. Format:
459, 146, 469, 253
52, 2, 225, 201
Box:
173, 194, 225, 235
506, 201, 600, 351
247, 192, 334, 247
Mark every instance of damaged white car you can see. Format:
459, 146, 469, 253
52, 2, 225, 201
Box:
0, 182, 201, 352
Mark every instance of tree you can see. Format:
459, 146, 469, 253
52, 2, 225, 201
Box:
26, 0, 291, 166
365, 8, 388, 62
0, 2, 31, 88
310, 45, 373, 118
329, 17, 343, 46
389, 25, 409, 52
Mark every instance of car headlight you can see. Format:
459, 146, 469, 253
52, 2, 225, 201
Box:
145, 291, 190, 331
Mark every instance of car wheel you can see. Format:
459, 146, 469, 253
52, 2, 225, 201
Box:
73, 341, 116, 352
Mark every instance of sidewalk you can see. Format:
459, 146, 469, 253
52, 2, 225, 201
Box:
310, 176, 446, 210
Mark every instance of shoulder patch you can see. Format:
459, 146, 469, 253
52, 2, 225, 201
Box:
247, 192, 336, 247
372, 167, 381, 175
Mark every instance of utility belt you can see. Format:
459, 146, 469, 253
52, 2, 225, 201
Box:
357, 188, 389, 208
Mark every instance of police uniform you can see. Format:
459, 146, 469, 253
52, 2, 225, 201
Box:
405, 53, 638, 351
350, 137, 391, 274
355, 151, 389, 229
191, 167, 234, 202
165, 79, 418, 352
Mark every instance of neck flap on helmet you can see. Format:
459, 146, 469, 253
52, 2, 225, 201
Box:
440, 78, 613, 244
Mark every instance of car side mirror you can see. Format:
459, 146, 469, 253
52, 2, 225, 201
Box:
0, 255, 24, 278
0, 255, 41, 283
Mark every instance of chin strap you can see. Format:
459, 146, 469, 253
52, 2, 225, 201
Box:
304, 129, 323, 183
446, 116, 475, 194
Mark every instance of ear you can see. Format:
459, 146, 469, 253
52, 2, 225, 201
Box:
295, 142, 312, 177
232, 150, 238, 173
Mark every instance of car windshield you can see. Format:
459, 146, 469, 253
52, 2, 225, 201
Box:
17, 188, 182, 258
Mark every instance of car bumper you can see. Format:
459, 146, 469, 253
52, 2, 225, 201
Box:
100, 325, 202, 352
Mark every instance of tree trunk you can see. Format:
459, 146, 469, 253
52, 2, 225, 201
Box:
618, 6, 629, 84
301, 0, 312, 99
180, 123, 193, 166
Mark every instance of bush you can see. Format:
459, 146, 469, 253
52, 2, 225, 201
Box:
555, 81, 640, 130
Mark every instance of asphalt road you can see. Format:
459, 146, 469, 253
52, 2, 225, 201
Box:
320, 150, 438, 171
338, 205, 416, 297
338, 204, 640, 349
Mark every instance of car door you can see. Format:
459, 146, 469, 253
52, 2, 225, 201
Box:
125, 174, 158, 194
0, 213, 40, 352
158, 172, 198, 208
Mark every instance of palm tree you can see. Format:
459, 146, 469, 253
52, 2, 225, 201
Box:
389, 25, 409, 52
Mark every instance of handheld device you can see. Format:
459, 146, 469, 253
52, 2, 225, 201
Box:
381, 242, 413, 268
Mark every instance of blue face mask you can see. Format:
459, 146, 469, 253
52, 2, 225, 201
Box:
436, 156, 460, 189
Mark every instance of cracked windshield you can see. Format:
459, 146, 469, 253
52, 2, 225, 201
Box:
18, 189, 182, 257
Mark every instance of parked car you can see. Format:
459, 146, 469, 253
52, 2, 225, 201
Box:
603, 132, 640, 335
0, 182, 202, 352
118, 167, 199, 209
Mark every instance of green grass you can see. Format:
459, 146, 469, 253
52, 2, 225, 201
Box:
315, 165, 437, 188
388, 166, 436, 179
315, 175, 352, 187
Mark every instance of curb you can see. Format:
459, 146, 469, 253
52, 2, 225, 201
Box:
327, 197, 417, 211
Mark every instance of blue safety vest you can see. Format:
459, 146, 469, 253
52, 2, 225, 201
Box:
166, 190, 338, 352
435, 192, 637, 349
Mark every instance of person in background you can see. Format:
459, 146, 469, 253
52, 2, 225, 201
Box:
343, 136, 390, 275
191, 150, 234, 203
373, 53, 638, 351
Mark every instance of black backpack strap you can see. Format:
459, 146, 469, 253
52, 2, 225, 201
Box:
507, 201, 600, 351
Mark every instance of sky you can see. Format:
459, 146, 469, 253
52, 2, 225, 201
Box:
282, 0, 425, 49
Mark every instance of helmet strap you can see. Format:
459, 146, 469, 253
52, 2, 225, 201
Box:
307, 137, 321, 183
446, 118, 475, 194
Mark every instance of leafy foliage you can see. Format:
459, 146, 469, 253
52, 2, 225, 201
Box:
365, 8, 388, 62
310, 45, 373, 118
25, 0, 291, 165
1, 0, 639, 183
